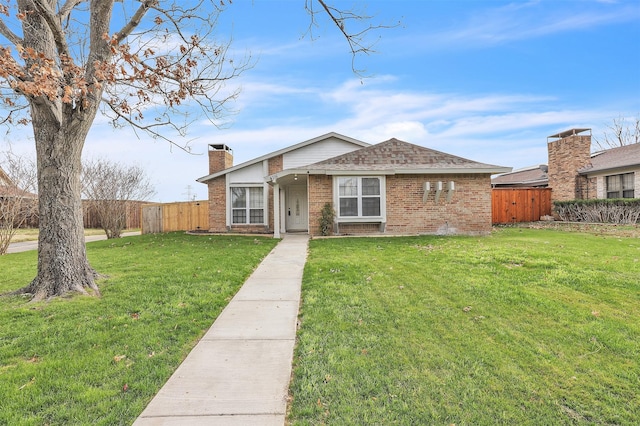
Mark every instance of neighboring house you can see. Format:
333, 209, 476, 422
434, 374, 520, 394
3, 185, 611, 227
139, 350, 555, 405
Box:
578, 143, 640, 200
0, 166, 12, 189
491, 128, 640, 201
492, 165, 549, 188
0, 166, 36, 200
547, 128, 640, 201
0, 166, 39, 227
197, 132, 511, 237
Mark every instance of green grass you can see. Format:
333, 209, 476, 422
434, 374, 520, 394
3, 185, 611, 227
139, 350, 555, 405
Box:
289, 228, 640, 425
0, 232, 278, 425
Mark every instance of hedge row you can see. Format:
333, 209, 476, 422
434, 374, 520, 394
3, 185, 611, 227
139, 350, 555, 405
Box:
553, 199, 640, 224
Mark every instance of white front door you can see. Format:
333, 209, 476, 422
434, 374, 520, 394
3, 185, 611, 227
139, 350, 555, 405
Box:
286, 186, 308, 231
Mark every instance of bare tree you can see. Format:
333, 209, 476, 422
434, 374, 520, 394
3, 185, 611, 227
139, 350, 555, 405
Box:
305, 0, 398, 75
594, 115, 640, 150
0, 151, 37, 255
0, 1, 386, 300
82, 158, 154, 239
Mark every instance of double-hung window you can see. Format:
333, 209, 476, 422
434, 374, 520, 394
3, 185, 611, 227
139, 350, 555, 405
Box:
606, 173, 634, 199
231, 187, 264, 224
337, 177, 383, 218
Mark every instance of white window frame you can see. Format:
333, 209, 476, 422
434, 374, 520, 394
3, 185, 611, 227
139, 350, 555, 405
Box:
333, 176, 386, 222
230, 185, 265, 225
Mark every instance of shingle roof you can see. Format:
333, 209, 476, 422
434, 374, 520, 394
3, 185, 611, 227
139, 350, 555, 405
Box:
0, 166, 11, 186
0, 185, 37, 198
303, 138, 509, 174
0, 167, 37, 198
492, 165, 548, 187
579, 143, 640, 174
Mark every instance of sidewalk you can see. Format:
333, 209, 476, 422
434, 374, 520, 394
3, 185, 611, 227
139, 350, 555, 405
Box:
6, 231, 141, 254
133, 233, 309, 426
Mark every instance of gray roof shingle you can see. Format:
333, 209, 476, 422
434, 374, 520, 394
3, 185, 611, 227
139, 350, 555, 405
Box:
492, 165, 548, 186
579, 143, 640, 174
304, 138, 508, 173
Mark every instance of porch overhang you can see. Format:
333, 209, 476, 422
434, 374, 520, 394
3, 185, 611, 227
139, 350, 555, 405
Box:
268, 166, 512, 183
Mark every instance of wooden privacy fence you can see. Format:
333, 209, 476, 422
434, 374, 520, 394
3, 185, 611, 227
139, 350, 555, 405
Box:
492, 188, 552, 224
141, 200, 209, 234
83, 200, 143, 229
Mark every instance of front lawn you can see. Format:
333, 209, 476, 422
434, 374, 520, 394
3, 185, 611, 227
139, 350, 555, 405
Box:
0, 233, 278, 425
289, 228, 640, 425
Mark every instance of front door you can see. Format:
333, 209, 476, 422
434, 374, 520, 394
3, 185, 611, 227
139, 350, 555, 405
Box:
286, 185, 308, 232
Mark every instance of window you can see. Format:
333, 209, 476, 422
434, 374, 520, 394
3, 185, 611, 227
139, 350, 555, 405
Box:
231, 187, 264, 224
337, 177, 382, 218
606, 173, 635, 199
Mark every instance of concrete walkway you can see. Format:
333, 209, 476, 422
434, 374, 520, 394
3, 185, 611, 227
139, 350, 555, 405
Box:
133, 233, 309, 426
6, 231, 141, 254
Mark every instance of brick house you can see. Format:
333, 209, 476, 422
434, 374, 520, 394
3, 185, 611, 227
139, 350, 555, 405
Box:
197, 132, 510, 237
575, 142, 640, 201
492, 128, 640, 202
0, 166, 37, 201
0, 166, 12, 188
0, 166, 39, 228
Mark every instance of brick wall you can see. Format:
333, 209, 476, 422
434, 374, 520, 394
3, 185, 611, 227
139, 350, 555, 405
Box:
385, 174, 492, 235
227, 224, 272, 234
577, 175, 597, 199
307, 173, 492, 236
547, 135, 591, 202
308, 174, 333, 236
208, 155, 283, 234
208, 176, 227, 232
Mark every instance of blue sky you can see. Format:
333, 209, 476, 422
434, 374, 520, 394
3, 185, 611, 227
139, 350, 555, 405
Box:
4, 0, 640, 201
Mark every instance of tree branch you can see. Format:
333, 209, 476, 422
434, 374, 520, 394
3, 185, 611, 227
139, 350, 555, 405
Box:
594, 115, 640, 150
31, 0, 72, 59
113, 0, 155, 44
0, 18, 23, 46
304, 0, 399, 75
101, 96, 195, 153
58, 0, 85, 22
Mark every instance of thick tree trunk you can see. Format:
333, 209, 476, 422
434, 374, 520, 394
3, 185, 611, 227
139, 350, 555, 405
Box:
11, 0, 111, 300
23, 106, 100, 301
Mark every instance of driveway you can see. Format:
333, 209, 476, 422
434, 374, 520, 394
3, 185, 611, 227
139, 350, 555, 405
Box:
6, 231, 141, 254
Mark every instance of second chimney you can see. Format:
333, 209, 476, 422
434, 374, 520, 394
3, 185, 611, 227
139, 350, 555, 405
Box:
547, 128, 591, 202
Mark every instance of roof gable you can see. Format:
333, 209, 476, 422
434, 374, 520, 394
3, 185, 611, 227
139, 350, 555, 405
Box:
303, 138, 510, 174
197, 132, 369, 182
579, 143, 640, 174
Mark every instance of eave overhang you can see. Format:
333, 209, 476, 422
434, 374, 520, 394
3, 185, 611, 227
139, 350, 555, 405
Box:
268, 166, 512, 184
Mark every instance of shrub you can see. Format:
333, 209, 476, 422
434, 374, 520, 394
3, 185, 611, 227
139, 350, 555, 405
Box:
553, 199, 640, 224
319, 202, 335, 236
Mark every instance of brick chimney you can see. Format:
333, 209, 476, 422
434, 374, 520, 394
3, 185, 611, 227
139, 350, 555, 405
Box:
547, 129, 591, 202
208, 144, 233, 174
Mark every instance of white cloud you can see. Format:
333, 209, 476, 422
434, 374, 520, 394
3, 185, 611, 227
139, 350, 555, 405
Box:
413, 1, 640, 49
199, 74, 627, 175
365, 121, 428, 143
